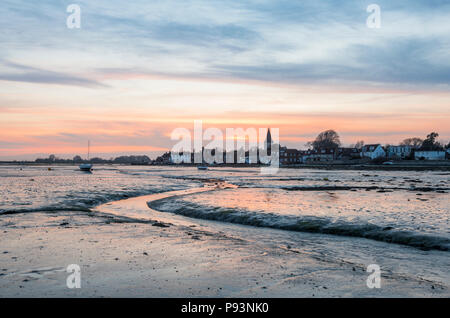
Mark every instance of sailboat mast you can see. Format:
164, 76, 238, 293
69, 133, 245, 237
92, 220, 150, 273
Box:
88, 140, 90, 161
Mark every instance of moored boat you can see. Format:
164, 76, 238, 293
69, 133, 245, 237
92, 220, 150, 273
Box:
79, 141, 93, 172
79, 163, 92, 172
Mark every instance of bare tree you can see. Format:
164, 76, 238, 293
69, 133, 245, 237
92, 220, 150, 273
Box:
354, 140, 364, 149
310, 130, 341, 150
400, 137, 423, 149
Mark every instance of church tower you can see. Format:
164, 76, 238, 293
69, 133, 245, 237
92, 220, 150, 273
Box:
265, 128, 272, 155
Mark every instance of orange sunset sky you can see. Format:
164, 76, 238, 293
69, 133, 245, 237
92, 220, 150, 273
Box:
1, 1, 449, 160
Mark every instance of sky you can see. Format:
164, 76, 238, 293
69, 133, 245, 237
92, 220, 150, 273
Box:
0, 0, 449, 160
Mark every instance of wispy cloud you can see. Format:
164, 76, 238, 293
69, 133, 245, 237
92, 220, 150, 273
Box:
1, 0, 449, 88
0, 61, 108, 88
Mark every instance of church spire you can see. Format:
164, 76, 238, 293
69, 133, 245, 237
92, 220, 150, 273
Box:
265, 128, 272, 155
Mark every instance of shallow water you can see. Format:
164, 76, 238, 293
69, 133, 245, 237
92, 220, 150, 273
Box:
1, 165, 449, 249
0, 165, 195, 213
2, 165, 449, 289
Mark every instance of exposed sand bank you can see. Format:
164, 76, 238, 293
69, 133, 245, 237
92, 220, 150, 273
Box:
1, 183, 448, 297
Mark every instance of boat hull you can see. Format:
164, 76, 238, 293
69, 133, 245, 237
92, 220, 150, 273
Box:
79, 164, 93, 171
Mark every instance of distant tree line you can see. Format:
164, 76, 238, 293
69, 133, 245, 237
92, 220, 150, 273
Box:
306, 130, 449, 151
399, 132, 448, 151
4, 130, 448, 165
34, 154, 152, 164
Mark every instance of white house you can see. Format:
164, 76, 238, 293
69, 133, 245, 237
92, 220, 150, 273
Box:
170, 152, 191, 164
414, 151, 446, 160
361, 144, 386, 160
387, 145, 412, 159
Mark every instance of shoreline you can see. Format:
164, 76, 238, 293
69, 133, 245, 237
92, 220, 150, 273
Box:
1, 162, 450, 171
1, 183, 449, 297
1, 211, 448, 297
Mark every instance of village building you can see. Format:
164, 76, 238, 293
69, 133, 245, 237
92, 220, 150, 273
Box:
170, 151, 191, 164
414, 150, 446, 160
336, 147, 360, 160
280, 147, 301, 164
387, 145, 412, 159
163, 129, 449, 165
303, 148, 336, 162
361, 144, 386, 160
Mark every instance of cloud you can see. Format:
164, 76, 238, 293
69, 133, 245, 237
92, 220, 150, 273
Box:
0, 61, 108, 88
1, 1, 449, 89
